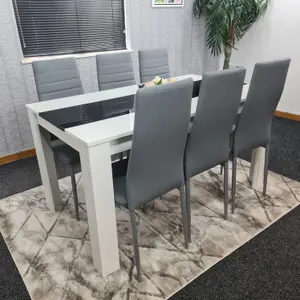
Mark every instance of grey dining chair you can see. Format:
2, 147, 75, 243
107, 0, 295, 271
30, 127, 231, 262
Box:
184, 68, 246, 241
138, 48, 171, 83
113, 79, 193, 281
231, 58, 291, 213
33, 57, 84, 220
96, 52, 136, 118
33, 58, 84, 124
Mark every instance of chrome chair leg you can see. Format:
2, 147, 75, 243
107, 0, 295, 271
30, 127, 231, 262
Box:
130, 211, 141, 282
263, 144, 270, 196
179, 186, 189, 249
231, 156, 237, 214
223, 161, 229, 220
70, 165, 80, 221
185, 180, 192, 243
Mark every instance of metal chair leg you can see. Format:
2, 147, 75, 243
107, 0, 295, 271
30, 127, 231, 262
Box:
263, 144, 270, 196
130, 211, 141, 282
70, 165, 80, 221
185, 180, 192, 243
179, 186, 189, 249
223, 162, 229, 220
231, 156, 237, 214
220, 165, 223, 175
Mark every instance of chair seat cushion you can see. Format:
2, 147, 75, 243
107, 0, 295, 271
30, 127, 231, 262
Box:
53, 138, 129, 203
113, 176, 128, 207
112, 158, 129, 207
52, 141, 80, 165
112, 158, 129, 177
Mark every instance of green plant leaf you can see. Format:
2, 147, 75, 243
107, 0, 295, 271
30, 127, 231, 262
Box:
193, 0, 269, 57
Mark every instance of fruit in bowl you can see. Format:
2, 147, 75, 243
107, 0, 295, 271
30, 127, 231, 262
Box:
153, 76, 168, 85
144, 76, 177, 87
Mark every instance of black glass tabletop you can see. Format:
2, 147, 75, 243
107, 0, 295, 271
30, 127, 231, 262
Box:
39, 95, 135, 131
39, 79, 202, 131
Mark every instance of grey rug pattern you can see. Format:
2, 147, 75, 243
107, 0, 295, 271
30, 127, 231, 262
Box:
0, 159, 299, 300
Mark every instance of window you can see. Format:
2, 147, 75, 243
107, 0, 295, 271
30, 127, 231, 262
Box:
13, 0, 126, 57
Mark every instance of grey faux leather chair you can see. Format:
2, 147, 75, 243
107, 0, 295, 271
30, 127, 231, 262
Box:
184, 68, 246, 241
33, 58, 84, 124
113, 79, 193, 281
33, 58, 83, 220
231, 59, 291, 213
96, 52, 136, 118
138, 48, 171, 83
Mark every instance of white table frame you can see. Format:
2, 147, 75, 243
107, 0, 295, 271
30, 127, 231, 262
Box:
26, 74, 261, 277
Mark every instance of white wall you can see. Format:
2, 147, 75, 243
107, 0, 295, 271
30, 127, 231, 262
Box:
230, 0, 300, 114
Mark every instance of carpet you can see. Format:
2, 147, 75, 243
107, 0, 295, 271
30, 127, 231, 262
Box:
1, 159, 299, 300
0, 156, 70, 200
171, 197, 300, 300
0, 232, 31, 300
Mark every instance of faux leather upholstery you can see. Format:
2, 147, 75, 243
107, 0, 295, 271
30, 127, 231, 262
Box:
233, 59, 291, 155
96, 52, 136, 90
33, 58, 84, 166
113, 176, 128, 207
185, 68, 246, 179
32, 58, 84, 125
33, 58, 84, 100
52, 142, 80, 165
114, 79, 193, 211
96, 52, 136, 118
138, 49, 171, 83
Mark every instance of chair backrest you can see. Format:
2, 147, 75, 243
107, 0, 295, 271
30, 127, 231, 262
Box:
185, 68, 246, 179
126, 79, 193, 211
96, 52, 136, 91
138, 49, 171, 83
33, 58, 84, 101
32, 58, 84, 125
96, 52, 136, 118
233, 58, 291, 155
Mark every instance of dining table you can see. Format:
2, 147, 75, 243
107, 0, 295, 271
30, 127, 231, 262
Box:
26, 73, 265, 277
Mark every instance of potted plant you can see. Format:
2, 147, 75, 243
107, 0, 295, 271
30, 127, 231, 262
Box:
194, 0, 269, 69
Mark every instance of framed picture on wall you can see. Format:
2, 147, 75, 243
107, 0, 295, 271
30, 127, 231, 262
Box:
152, 0, 184, 7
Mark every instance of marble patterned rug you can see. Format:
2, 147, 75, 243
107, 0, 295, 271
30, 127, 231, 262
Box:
1, 159, 300, 300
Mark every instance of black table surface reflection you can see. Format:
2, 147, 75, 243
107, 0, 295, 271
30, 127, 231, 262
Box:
39, 95, 135, 131
39, 80, 202, 131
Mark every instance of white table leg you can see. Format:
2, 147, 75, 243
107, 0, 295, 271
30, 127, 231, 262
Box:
249, 147, 265, 192
28, 111, 61, 212
80, 142, 120, 276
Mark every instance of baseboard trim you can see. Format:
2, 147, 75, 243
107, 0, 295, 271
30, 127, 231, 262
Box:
0, 110, 299, 165
0, 149, 36, 166
274, 111, 300, 122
